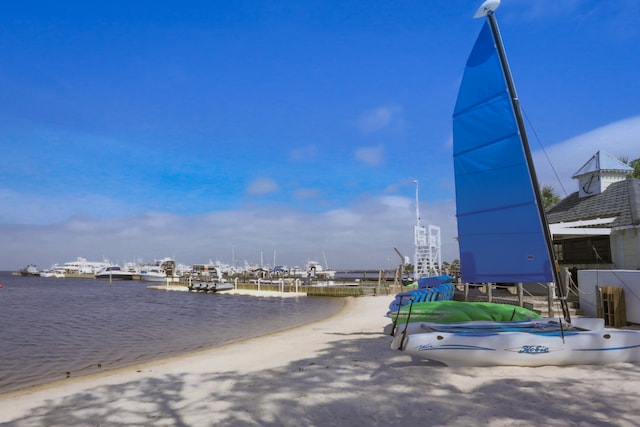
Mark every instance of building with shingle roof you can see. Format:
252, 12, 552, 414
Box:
546, 151, 640, 270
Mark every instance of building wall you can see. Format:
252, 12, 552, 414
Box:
601, 173, 628, 192
611, 228, 640, 270
578, 270, 640, 323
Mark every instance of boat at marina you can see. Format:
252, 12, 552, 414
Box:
188, 281, 234, 293
391, 0, 640, 367
95, 265, 134, 280
289, 261, 336, 279
139, 258, 179, 282
188, 266, 234, 293
139, 266, 167, 282
39, 265, 66, 278
18, 264, 39, 276
63, 257, 110, 276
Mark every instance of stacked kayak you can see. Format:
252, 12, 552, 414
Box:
387, 275, 455, 315
389, 300, 542, 324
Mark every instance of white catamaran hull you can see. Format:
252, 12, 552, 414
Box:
391, 328, 640, 367
389, 317, 606, 336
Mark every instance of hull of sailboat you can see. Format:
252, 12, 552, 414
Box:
391, 317, 563, 336
391, 327, 640, 367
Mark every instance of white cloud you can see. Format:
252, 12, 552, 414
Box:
513, 0, 585, 21
377, 195, 413, 211
7, 116, 639, 272
0, 188, 137, 225
246, 178, 280, 195
0, 195, 461, 271
356, 106, 402, 133
354, 144, 384, 167
292, 188, 320, 200
288, 145, 318, 162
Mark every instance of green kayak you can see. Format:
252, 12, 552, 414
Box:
389, 300, 541, 324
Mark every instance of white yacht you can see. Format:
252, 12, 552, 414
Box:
95, 265, 134, 280
40, 265, 66, 278
139, 258, 178, 282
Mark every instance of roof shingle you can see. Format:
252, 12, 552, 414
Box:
546, 178, 640, 228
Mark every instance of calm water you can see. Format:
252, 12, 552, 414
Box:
0, 272, 343, 394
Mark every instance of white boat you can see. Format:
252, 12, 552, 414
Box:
391, 322, 640, 367
139, 258, 178, 282
19, 264, 40, 276
40, 265, 66, 278
95, 265, 134, 280
139, 266, 167, 282
391, 0, 640, 367
63, 257, 110, 275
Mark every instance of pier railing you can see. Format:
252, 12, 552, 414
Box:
233, 275, 402, 297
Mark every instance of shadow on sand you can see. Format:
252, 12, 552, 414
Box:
4, 330, 640, 426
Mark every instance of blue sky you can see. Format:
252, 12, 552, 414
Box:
1, 0, 640, 271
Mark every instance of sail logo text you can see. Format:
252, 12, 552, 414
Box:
519, 345, 549, 354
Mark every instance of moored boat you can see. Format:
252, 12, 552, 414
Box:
39, 265, 66, 278
19, 264, 40, 277
139, 266, 169, 282
139, 258, 179, 282
95, 265, 134, 280
188, 267, 234, 293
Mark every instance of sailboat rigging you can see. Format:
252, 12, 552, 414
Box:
454, 1, 569, 320
389, 0, 640, 366
483, 2, 570, 322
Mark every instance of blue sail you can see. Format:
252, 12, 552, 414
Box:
452, 22, 553, 284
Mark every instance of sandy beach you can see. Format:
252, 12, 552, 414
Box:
1, 295, 639, 427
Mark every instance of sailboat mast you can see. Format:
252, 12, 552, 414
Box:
483, 6, 570, 322
414, 179, 421, 227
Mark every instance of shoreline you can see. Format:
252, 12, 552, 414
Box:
146, 284, 309, 298
0, 291, 340, 396
0, 296, 351, 399
2, 295, 640, 426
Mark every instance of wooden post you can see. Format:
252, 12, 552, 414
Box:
596, 285, 603, 318
393, 268, 400, 289
547, 283, 555, 318
377, 269, 385, 295
517, 282, 523, 307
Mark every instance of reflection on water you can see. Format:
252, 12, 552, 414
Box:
0, 272, 342, 394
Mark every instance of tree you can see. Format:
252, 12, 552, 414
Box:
541, 185, 560, 210
629, 158, 640, 179
449, 259, 460, 278
620, 156, 640, 179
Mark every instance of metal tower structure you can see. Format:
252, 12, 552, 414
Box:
413, 180, 441, 279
